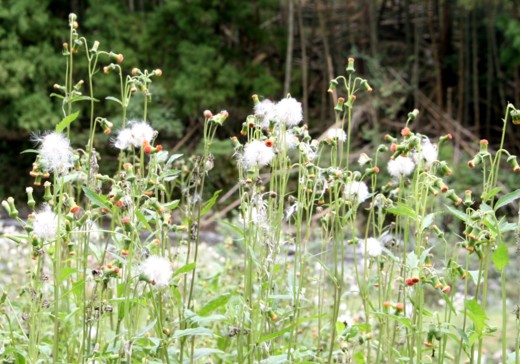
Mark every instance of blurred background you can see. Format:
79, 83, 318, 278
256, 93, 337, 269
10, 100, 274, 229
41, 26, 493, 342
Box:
1, 0, 519, 201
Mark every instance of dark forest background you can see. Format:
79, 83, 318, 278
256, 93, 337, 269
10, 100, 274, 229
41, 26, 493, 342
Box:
1, 0, 520, 199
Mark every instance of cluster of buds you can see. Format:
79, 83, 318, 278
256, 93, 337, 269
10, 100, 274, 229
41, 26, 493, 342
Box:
143, 141, 163, 154
208, 110, 229, 126
92, 262, 121, 283
386, 129, 420, 160
431, 276, 451, 294
467, 139, 491, 169
29, 161, 50, 186
1, 197, 19, 218
383, 301, 405, 315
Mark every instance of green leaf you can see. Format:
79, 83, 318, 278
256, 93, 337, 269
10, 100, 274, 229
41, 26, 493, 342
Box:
465, 299, 488, 335
82, 187, 111, 210
50, 92, 65, 100
172, 262, 196, 278
198, 294, 232, 316
445, 205, 469, 223
200, 190, 221, 216
421, 213, 435, 231
386, 203, 417, 219
105, 96, 123, 106
56, 111, 79, 133
20, 149, 39, 154
481, 187, 502, 202
135, 210, 153, 233
136, 319, 157, 337
172, 327, 215, 339
495, 189, 520, 211
492, 242, 509, 271
221, 220, 245, 239
163, 200, 180, 211
69, 95, 99, 103
405, 251, 419, 269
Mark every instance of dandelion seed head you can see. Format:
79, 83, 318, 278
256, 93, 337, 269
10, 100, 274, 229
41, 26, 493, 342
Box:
113, 128, 133, 150
129, 121, 154, 147
324, 128, 347, 142
414, 138, 438, 168
274, 97, 303, 127
365, 237, 383, 257
36, 132, 73, 174
254, 99, 276, 129
344, 181, 370, 204
387, 156, 415, 178
33, 205, 59, 240
141, 256, 173, 287
241, 140, 275, 169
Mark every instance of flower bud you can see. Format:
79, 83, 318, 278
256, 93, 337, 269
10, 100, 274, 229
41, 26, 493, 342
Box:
346, 57, 355, 73
334, 97, 345, 112
26, 187, 36, 208
203, 110, 213, 119
408, 109, 420, 121
154, 69, 163, 76
91, 40, 100, 52
511, 108, 520, 125
327, 79, 338, 93
44, 181, 53, 202
360, 79, 373, 93
467, 154, 482, 169
464, 190, 473, 206
507, 155, 520, 173
479, 139, 489, 153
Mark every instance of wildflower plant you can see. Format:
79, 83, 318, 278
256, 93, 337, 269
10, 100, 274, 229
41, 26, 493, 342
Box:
1, 14, 519, 364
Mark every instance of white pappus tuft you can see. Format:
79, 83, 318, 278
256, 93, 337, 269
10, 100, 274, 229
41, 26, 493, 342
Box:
274, 97, 303, 127
344, 181, 370, 204
35, 132, 74, 174
364, 237, 383, 257
324, 128, 347, 142
140, 255, 173, 287
387, 156, 415, 178
33, 205, 59, 240
241, 140, 275, 170
254, 99, 276, 129
129, 121, 155, 147
414, 138, 438, 168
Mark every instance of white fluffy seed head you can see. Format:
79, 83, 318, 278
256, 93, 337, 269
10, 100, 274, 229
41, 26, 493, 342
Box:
274, 97, 303, 127
129, 121, 155, 147
113, 128, 134, 150
415, 138, 438, 168
33, 205, 59, 240
36, 132, 73, 174
344, 181, 370, 204
141, 256, 173, 287
254, 99, 276, 129
241, 140, 275, 170
325, 128, 347, 142
387, 156, 415, 178
358, 153, 372, 166
365, 237, 383, 257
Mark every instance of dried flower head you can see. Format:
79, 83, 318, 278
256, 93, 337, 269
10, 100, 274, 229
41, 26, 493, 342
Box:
140, 256, 173, 287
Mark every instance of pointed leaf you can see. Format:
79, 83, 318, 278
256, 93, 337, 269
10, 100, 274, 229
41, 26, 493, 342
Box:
105, 96, 123, 106
198, 294, 232, 316
386, 203, 417, 219
82, 187, 111, 210
200, 190, 222, 216
172, 262, 196, 278
135, 210, 153, 233
495, 189, 520, 211
445, 205, 469, 223
492, 242, 509, 272
56, 111, 79, 133
465, 298, 488, 335
172, 327, 214, 339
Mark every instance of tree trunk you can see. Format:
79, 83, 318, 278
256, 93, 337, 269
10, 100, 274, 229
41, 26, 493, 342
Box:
297, 0, 309, 123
